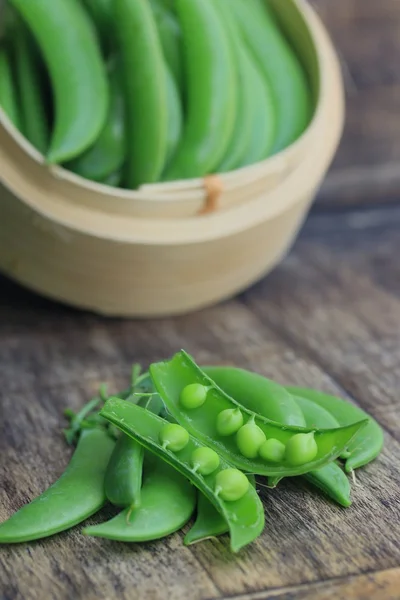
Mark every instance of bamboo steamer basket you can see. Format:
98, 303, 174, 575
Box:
0, 0, 344, 317
2, 0, 327, 219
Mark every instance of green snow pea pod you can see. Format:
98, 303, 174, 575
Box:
286, 387, 384, 472
0, 428, 115, 543
114, 0, 168, 188
185, 492, 228, 545
228, 0, 312, 153
204, 366, 305, 427
165, 62, 183, 166
81, 0, 113, 55
302, 462, 351, 508
84, 451, 196, 542
239, 54, 277, 167
184, 474, 256, 546
13, 19, 49, 153
149, 351, 367, 478
282, 395, 351, 507
100, 170, 122, 187
0, 45, 21, 129
104, 434, 144, 513
150, 0, 183, 89
104, 387, 164, 514
66, 60, 126, 182
215, 0, 276, 170
214, 1, 254, 173
164, 0, 237, 180
100, 399, 265, 552
10, 0, 108, 164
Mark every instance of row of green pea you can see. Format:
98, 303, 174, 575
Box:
179, 383, 319, 468
0, 350, 384, 552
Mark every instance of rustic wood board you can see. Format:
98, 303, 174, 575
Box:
1, 205, 400, 599
310, 0, 400, 207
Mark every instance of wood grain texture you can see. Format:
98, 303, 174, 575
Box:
236, 568, 400, 599
1, 205, 400, 599
310, 0, 400, 206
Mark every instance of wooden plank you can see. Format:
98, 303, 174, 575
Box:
242, 207, 400, 423
1, 208, 400, 598
309, 0, 400, 206
233, 567, 400, 600
0, 383, 220, 600
1, 313, 400, 598
2, 336, 400, 599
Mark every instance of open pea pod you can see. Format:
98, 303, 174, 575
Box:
286, 387, 384, 472
149, 351, 368, 478
100, 398, 265, 553
204, 365, 351, 507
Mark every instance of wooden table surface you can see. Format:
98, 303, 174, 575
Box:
1, 2, 400, 599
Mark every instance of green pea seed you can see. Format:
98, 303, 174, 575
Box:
285, 432, 318, 466
216, 408, 244, 437
236, 418, 266, 459
215, 468, 249, 502
180, 383, 209, 409
259, 438, 286, 463
159, 424, 189, 452
191, 447, 220, 476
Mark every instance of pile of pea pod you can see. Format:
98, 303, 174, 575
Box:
0, 0, 312, 189
0, 350, 384, 552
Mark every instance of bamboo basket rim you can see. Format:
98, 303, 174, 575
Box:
0, 0, 315, 203
0, 0, 344, 246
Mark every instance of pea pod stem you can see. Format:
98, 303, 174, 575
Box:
63, 395, 103, 444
